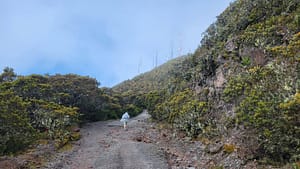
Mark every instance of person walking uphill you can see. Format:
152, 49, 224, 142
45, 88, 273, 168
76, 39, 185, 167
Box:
120, 112, 130, 129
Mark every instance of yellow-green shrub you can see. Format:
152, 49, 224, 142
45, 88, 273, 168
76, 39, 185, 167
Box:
223, 144, 235, 154
0, 91, 37, 155
223, 61, 299, 162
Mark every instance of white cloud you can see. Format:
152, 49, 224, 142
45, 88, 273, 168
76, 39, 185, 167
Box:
0, 0, 233, 87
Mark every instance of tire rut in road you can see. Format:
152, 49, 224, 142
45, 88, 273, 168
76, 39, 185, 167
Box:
95, 140, 168, 169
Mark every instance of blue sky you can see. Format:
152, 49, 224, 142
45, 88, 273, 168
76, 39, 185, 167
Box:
0, 0, 233, 87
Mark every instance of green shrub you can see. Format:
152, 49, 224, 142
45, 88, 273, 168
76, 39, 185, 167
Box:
0, 91, 37, 155
29, 99, 79, 148
173, 100, 210, 137
241, 56, 251, 66
223, 144, 235, 154
223, 62, 299, 163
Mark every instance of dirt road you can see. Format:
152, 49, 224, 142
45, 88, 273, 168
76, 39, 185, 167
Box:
43, 111, 169, 169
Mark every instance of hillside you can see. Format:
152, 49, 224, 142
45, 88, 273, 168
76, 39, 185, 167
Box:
113, 0, 300, 167
113, 55, 189, 94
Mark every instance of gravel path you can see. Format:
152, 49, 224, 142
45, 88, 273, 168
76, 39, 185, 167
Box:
43, 111, 169, 169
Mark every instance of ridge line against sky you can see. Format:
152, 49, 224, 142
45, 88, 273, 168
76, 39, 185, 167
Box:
0, 0, 234, 87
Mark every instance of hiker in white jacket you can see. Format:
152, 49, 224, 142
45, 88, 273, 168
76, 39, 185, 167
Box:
120, 112, 130, 129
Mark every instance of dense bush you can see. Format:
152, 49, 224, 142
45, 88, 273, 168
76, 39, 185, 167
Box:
279, 92, 300, 161
173, 100, 210, 137
29, 99, 79, 147
0, 91, 36, 155
0, 70, 132, 155
223, 61, 299, 162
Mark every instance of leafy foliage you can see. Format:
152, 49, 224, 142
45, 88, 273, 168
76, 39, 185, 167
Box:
0, 91, 36, 155
29, 99, 79, 147
0, 70, 129, 154
0, 67, 17, 82
223, 61, 299, 162
279, 92, 300, 161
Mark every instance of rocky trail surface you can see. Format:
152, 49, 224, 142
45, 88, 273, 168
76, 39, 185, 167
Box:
1, 111, 275, 169
43, 111, 169, 169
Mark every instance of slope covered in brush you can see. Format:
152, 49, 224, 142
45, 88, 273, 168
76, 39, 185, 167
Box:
113, 55, 190, 94
114, 0, 300, 165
